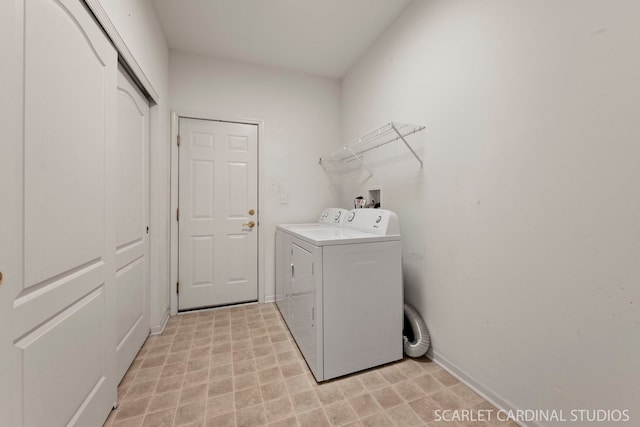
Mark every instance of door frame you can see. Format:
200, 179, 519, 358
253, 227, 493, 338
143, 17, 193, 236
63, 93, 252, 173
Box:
170, 110, 264, 315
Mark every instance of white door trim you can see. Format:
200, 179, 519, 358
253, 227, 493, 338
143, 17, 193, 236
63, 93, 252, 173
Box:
170, 110, 265, 315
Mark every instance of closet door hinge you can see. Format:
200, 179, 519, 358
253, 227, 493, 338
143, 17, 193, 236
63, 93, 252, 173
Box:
176, 282, 180, 294
176, 208, 180, 221
177, 135, 181, 147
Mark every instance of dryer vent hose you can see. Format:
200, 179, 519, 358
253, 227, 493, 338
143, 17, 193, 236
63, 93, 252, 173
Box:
403, 304, 431, 358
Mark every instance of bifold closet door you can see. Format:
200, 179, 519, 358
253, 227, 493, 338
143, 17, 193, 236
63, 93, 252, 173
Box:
0, 0, 118, 425
114, 65, 150, 383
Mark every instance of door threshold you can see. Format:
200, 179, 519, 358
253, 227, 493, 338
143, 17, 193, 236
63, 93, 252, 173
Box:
177, 300, 260, 315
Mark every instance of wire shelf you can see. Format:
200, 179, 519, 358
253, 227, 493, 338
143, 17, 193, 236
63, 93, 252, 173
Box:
319, 122, 425, 173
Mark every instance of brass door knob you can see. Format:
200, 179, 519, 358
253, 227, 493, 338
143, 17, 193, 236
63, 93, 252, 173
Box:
243, 221, 255, 229
248, 209, 255, 216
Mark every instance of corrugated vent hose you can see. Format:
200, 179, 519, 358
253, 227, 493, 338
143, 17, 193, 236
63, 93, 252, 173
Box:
403, 304, 431, 358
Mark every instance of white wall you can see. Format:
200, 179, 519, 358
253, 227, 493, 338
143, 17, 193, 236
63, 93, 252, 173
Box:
342, 0, 640, 424
99, 0, 168, 95
170, 52, 342, 301
98, 0, 171, 331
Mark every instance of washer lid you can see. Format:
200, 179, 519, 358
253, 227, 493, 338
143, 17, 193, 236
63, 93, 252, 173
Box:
276, 223, 342, 233
287, 227, 400, 246
276, 208, 351, 233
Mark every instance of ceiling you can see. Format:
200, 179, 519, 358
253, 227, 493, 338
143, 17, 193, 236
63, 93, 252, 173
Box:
151, 0, 413, 79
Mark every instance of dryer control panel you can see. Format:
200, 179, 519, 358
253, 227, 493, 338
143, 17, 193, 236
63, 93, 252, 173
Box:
344, 209, 400, 235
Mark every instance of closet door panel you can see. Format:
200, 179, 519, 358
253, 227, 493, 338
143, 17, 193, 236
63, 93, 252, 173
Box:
114, 66, 150, 382
0, 0, 119, 425
24, 0, 112, 287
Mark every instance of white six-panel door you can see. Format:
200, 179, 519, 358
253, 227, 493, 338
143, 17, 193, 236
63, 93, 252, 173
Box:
178, 119, 258, 310
115, 66, 150, 382
0, 0, 118, 425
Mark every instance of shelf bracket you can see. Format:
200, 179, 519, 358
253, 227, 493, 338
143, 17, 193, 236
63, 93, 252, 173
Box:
390, 123, 423, 167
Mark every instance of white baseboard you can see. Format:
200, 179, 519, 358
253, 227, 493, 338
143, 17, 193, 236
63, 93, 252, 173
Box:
264, 294, 276, 303
149, 308, 170, 336
430, 349, 538, 427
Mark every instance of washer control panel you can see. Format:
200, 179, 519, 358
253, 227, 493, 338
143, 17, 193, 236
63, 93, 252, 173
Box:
344, 209, 399, 235
318, 208, 350, 225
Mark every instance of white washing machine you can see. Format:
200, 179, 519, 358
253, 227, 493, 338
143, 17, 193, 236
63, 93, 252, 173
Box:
275, 209, 403, 381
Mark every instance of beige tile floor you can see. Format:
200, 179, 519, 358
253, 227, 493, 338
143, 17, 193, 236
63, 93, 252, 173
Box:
104, 303, 517, 427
